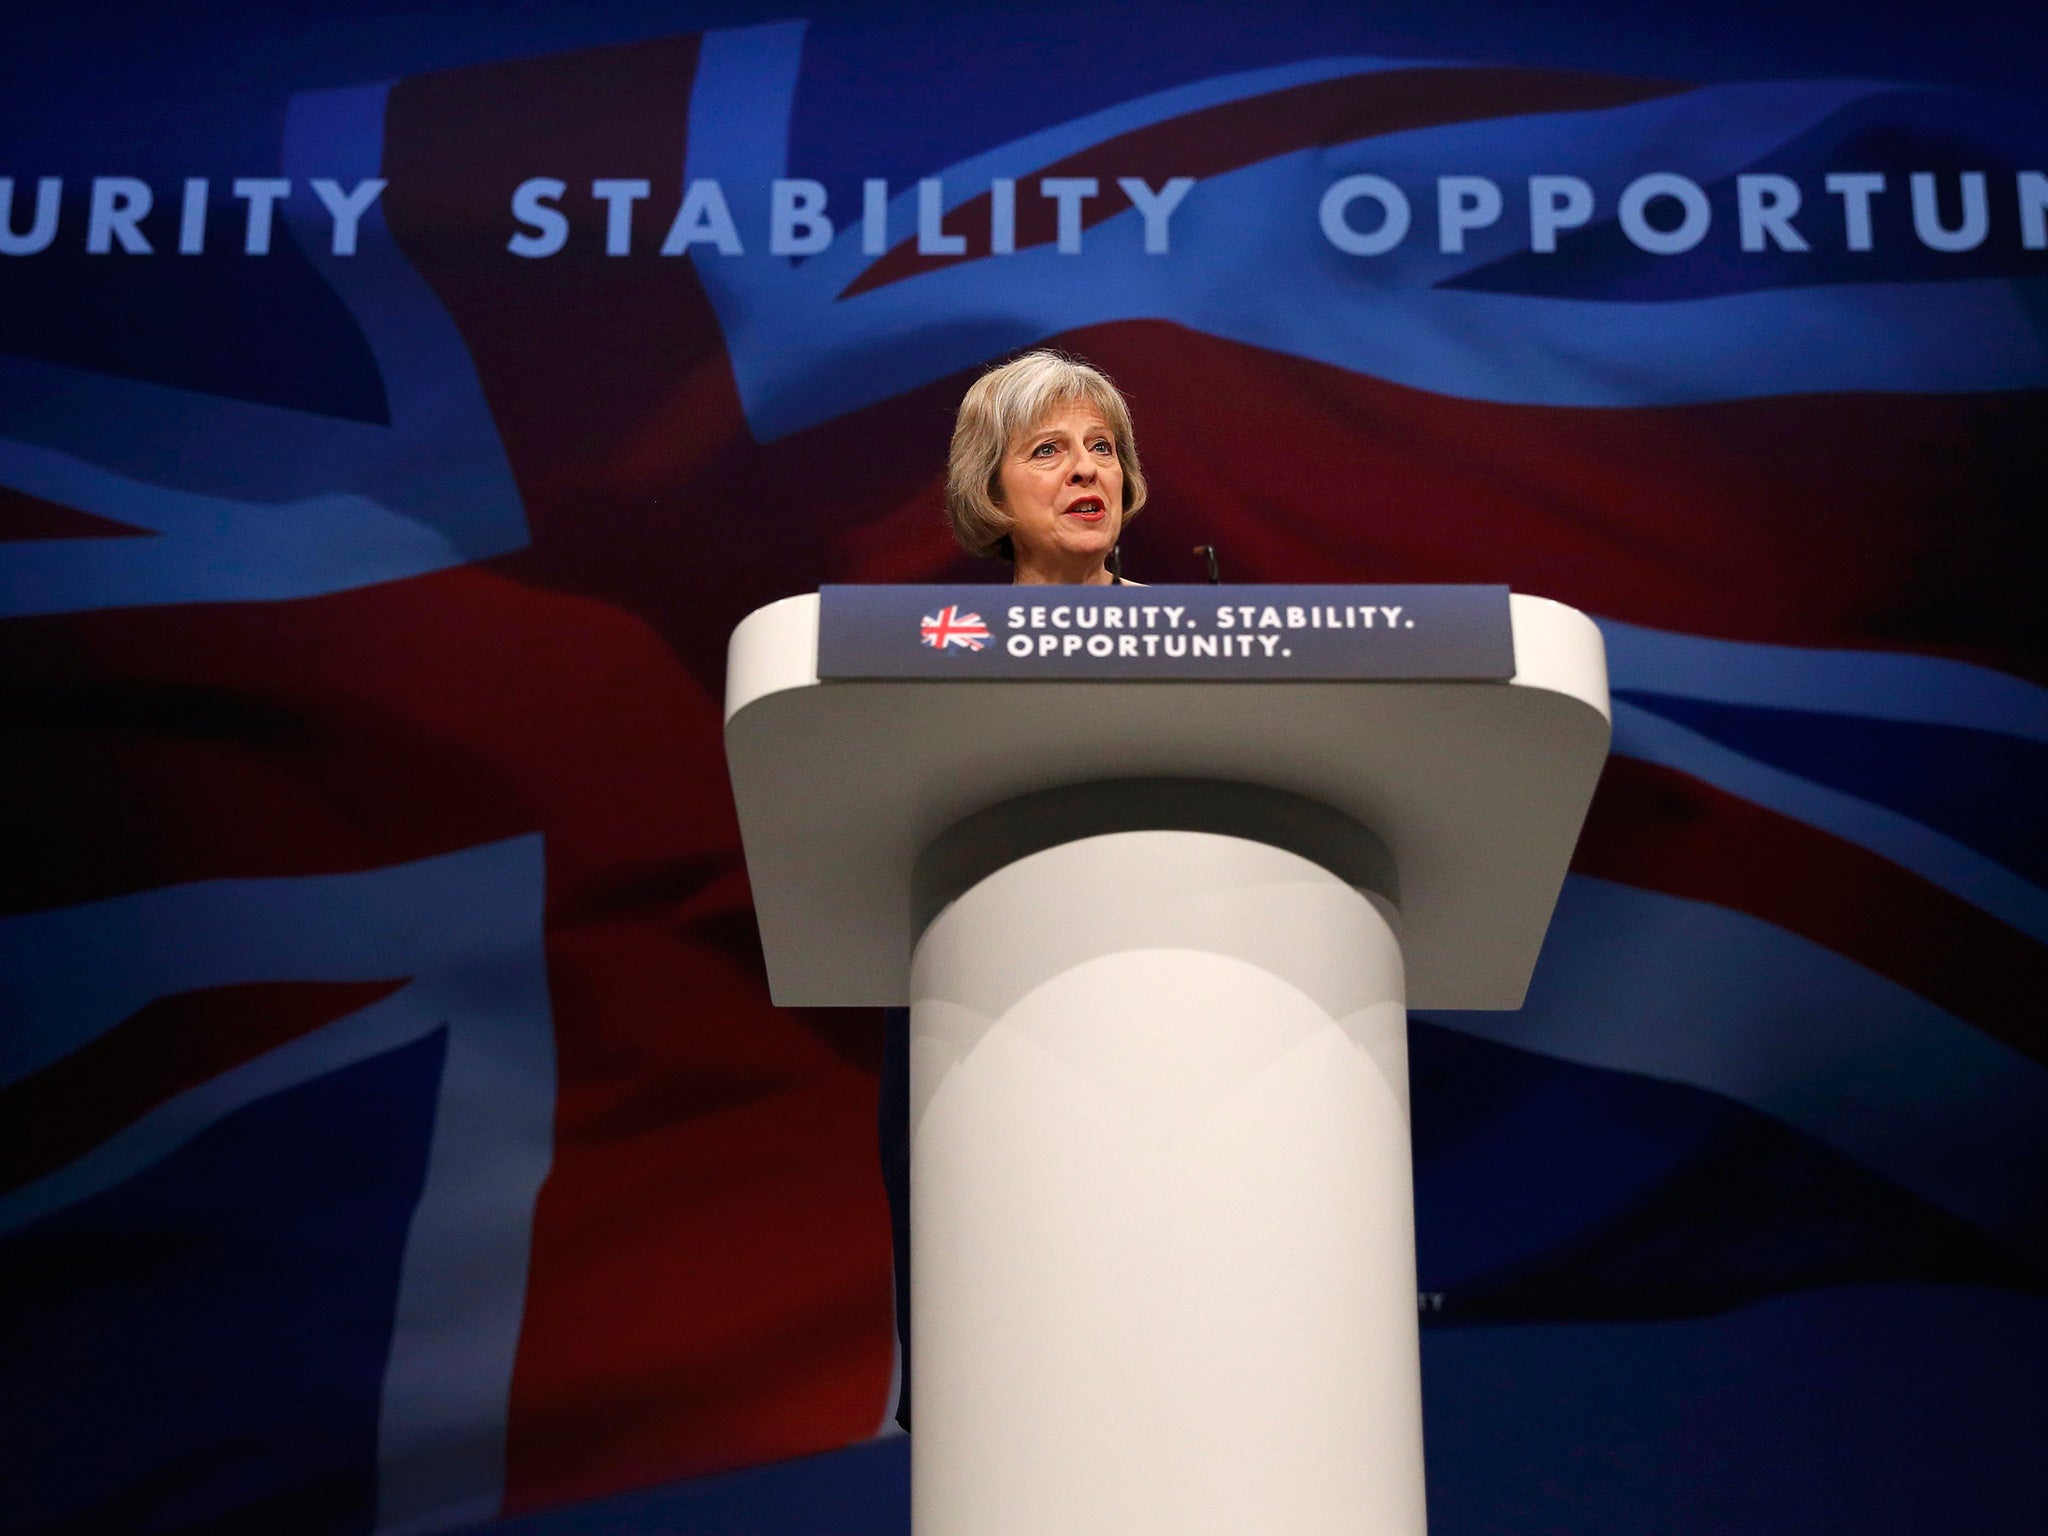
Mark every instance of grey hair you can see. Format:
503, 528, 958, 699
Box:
944, 350, 1148, 560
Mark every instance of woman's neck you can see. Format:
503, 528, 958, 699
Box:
1011, 550, 1115, 586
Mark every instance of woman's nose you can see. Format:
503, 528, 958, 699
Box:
1068, 456, 1097, 481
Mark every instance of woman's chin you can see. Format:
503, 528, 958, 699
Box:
1012, 521, 1121, 579
1059, 523, 1119, 557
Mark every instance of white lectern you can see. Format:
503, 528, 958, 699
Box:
725, 587, 1610, 1536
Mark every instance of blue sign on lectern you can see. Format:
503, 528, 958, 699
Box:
817, 584, 1516, 682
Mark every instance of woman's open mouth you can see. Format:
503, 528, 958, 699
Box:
1064, 497, 1106, 522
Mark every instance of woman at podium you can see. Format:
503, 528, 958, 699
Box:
881, 349, 1152, 1429
942, 349, 1149, 586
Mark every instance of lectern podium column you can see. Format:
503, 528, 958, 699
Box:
724, 585, 1610, 1536
908, 829, 1425, 1536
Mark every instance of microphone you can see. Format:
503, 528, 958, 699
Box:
1192, 545, 1222, 584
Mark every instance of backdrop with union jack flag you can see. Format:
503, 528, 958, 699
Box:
2, 2, 2043, 1532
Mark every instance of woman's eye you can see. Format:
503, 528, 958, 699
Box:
1032, 442, 1058, 457
1091, 439, 1113, 454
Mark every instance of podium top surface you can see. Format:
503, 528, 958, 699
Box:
725, 589, 1610, 1010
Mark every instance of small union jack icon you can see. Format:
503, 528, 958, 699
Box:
920, 605, 991, 651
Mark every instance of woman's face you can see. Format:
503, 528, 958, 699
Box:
997, 400, 1125, 575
